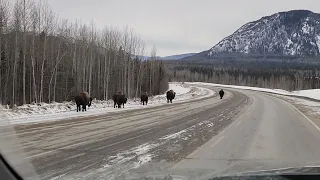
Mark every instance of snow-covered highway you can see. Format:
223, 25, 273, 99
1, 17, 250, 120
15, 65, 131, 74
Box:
2, 83, 320, 180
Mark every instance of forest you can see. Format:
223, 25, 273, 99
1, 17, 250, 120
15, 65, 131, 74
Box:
0, 0, 168, 106
167, 59, 320, 91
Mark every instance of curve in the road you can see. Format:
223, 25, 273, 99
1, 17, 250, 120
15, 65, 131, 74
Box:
5, 87, 251, 180
171, 88, 320, 179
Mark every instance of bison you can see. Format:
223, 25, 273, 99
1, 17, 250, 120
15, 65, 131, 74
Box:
166, 90, 176, 103
113, 91, 127, 108
113, 93, 119, 108
141, 92, 148, 105
219, 89, 225, 99
75, 91, 92, 112
117, 94, 127, 108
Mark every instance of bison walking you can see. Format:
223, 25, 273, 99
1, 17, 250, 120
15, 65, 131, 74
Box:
117, 94, 127, 108
113, 91, 127, 108
166, 90, 176, 103
75, 91, 92, 112
219, 89, 225, 99
113, 93, 119, 108
141, 92, 148, 105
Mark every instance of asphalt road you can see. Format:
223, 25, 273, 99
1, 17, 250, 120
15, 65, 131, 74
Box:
170, 89, 320, 179
2, 85, 320, 180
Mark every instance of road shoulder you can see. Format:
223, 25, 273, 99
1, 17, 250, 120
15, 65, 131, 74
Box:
275, 95, 320, 131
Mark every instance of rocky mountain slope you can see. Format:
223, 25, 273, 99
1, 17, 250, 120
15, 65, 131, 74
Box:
207, 10, 320, 57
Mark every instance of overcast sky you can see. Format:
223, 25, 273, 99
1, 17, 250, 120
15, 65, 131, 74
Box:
44, 0, 320, 56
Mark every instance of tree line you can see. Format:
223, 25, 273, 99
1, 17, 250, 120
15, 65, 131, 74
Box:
0, 0, 168, 106
167, 59, 320, 91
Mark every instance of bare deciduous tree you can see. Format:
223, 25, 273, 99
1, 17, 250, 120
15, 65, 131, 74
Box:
0, 0, 168, 106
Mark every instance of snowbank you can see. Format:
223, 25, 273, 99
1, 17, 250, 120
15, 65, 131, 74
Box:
292, 89, 320, 100
1, 83, 215, 125
187, 82, 320, 101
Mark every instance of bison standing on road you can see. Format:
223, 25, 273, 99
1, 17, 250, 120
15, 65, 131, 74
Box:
117, 94, 127, 108
219, 89, 225, 99
75, 91, 92, 112
113, 91, 127, 108
166, 90, 176, 103
141, 92, 148, 105
113, 93, 119, 108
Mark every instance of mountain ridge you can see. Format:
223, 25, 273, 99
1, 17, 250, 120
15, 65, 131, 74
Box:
184, 10, 320, 61
162, 53, 196, 60
138, 52, 196, 60
208, 10, 320, 57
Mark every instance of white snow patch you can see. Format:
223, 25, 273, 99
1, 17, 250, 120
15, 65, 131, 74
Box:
133, 154, 152, 168
284, 97, 320, 117
168, 83, 190, 95
285, 38, 298, 55
199, 120, 211, 125
105, 142, 159, 169
103, 164, 111, 168
243, 45, 249, 53
315, 35, 320, 52
286, 39, 293, 48
302, 22, 311, 34
207, 123, 214, 127
134, 144, 155, 155
99, 115, 222, 174
160, 129, 187, 140
292, 89, 320, 100
49, 173, 67, 180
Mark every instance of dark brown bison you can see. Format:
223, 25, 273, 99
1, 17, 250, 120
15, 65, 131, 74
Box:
75, 91, 92, 112
113, 91, 127, 108
219, 89, 225, 99
113, 93, 119, 108
166, 90, 176, 103
141, 92, 148, 105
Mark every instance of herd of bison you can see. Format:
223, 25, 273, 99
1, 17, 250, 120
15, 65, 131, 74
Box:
74, 89, 225, 112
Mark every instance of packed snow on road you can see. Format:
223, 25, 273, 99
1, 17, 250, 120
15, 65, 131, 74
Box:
1, 83, 214, 125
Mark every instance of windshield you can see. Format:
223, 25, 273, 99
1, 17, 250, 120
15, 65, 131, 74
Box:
1, 0, 320, 180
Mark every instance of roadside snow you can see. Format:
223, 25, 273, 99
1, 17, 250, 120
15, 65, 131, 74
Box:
4, 81, 320, 126
188, 82, 292, 95
168, 83, 190, 95
1, 83, 215, 125
292, 89, 320, 100
280, 96, 320, 129
188, 82, 320, 100
187, 82, 320, 129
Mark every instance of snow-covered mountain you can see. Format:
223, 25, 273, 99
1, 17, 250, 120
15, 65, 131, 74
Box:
137, 53, 196, 60
136, 55, 162, 60
162, 53, 196, 60
208, 10, 320, 57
